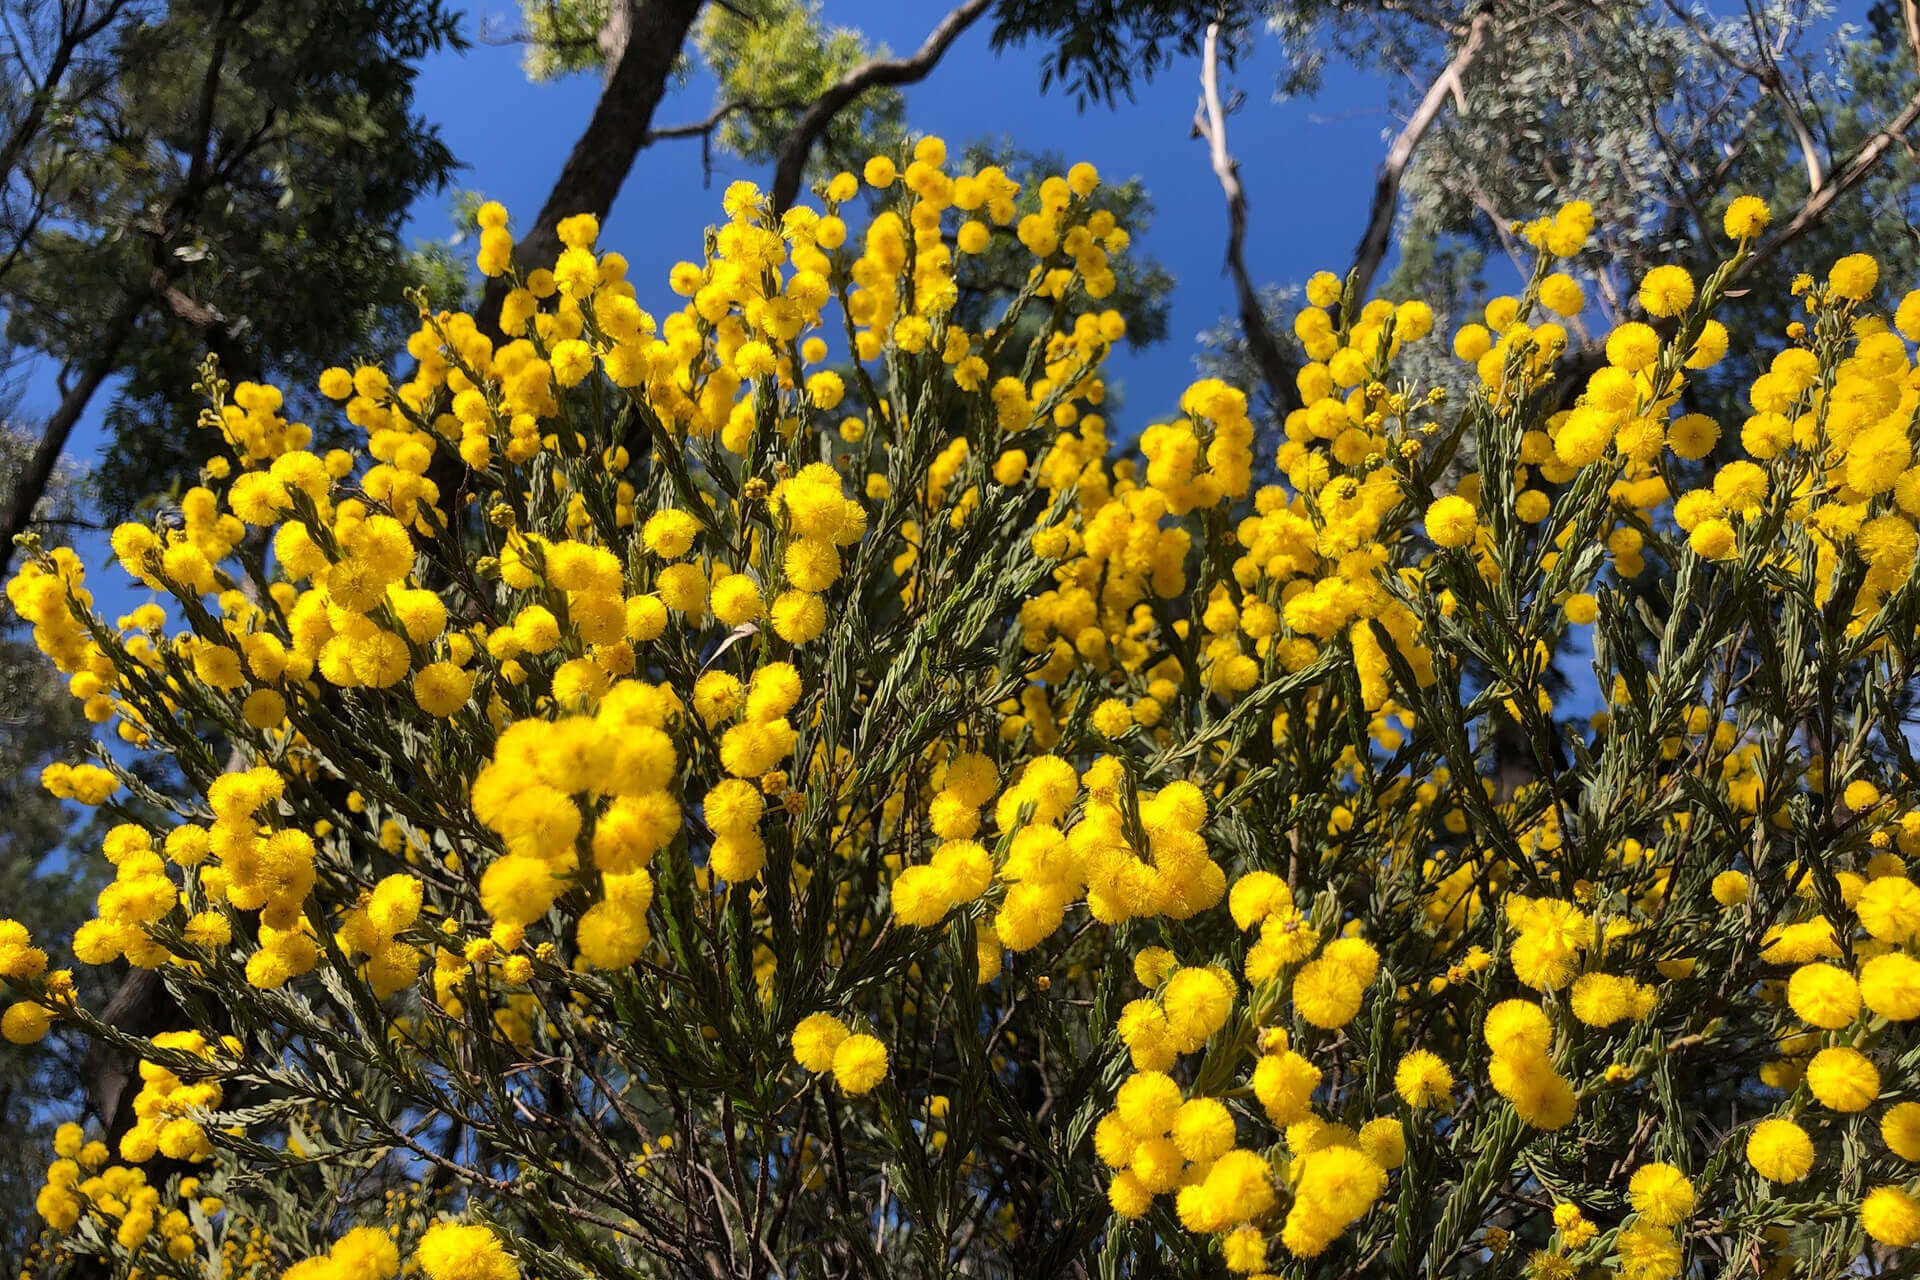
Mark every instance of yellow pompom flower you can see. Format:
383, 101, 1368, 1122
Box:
1722, 195, 1769, 240
1161, 966, 1234, 1050
1627, 1162, 1694, 1227
1305, 271, 1342, 308
413, 663, 473, 718
1858, 877, 1920, 945
1805, 1046, 1879, 1112
831, 1033, 888, 1094
1638, 265, 1695, 318
1860, 952, 1920, 1020
1710, 870, 1749, 906
2, 1001, 50, 1044
1862, 1186, 1920, 1247
1745, 1118, 1814, 1182
1425, 495, 1477, 549
1394, 1049, 1453, 1109
1786, 962, 1860, 1029
770, 590, 826, 644
790, 1013, 848, 1073
1828, 252, 1879, 301
708, 832, 766, 882
1292, 956, 1365, 1028
416, 1224, 518, 1280
1169, 1097, 1235, 1163
1882, 1101, 1920, 1161
1688, 518, 1735, 561
710, 574, 763, 627
1604, 321, 1660, 370
642, 509, 700, 559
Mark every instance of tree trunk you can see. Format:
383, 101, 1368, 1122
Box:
0, 294, 144, 581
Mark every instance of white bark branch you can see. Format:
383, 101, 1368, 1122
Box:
1347, 1, 1495, 303
1195, 21, 1296, 414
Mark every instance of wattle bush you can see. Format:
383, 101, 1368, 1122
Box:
7, 139, 1920, 1277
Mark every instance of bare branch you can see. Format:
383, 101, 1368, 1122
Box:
648, 95, 811, 143
1347, 1, 1495, 303
1194, 21, 1296, 416
646, 96, 814, 188
648, 98, 758, 141
768, 0, 991, 212
1741, 0, 1825, 194
1737, 86, 1920, 281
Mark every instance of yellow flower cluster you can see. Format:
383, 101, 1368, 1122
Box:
33, 1119, 226, 1266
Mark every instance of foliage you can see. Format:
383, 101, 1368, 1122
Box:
9, 132, 1920, 1280
0, 0, 464, 521
948, 141, 1173, 359
1382, 2, 1919, 327
0, 2, 465, 1263
986, 0, 1240, 105
517, 0, 902, 174
1195, 2, 1920, 402
688, 0, 899, 173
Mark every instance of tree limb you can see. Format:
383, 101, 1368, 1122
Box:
1347, 0, 1495, 303
1194, 21, 1296, 417
650, 96, 819, 189
448, 0, 708, 541
768, 0, 992, 213
0, 0, 262, 579
0, 0, 130, 189
1736, 85, 1920, 282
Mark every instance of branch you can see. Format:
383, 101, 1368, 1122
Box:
1347, 1, 1494, 302
1662, 0, 1823, 194
0, 0, 268, 581
156, 279, 223, 330
1194, 22, 1296, 417
1736, 85, 1920, 282
1777, 89, 1826, 194
446, 0, 708, 535
28, 515, 108, 532
646, 98, 767, 141
1743, 2, 1825, 195
181, 23, 229, 201
768, 0, 991, 212
649, 97, 814, 188
1904, 0, 1920, 80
